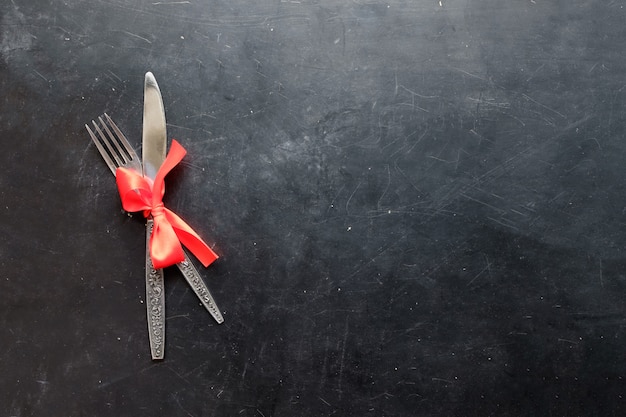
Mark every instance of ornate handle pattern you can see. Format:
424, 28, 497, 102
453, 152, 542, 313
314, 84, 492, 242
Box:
146, 219, 165, 360
176, 255, 224, 324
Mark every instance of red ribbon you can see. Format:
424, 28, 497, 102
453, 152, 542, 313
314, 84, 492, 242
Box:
115, 140, 218, 270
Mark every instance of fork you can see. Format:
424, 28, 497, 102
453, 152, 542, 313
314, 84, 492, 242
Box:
86, 114, 224, 355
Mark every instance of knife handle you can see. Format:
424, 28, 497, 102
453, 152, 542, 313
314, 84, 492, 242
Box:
176, 254, 224, 324
145, 219, 165, 360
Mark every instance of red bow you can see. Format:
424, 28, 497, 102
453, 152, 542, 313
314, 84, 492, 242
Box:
115, 140, 218, 269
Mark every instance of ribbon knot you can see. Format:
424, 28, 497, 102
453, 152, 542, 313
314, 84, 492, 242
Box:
115, 140, 218, 270
150, 202, 165, 218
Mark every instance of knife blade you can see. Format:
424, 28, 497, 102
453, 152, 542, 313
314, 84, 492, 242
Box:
143, 71, 167, 360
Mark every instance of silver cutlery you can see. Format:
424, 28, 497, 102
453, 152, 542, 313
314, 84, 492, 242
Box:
85, 112, 223, 360
141, 73, 168, 360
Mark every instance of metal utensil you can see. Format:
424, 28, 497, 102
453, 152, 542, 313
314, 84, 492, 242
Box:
142, 72, 168, 359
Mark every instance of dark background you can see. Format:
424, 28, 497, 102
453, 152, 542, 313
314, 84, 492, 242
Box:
1, 0, 625, 415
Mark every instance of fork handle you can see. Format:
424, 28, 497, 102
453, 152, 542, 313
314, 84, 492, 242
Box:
176, 254, 224, 324
145, 219, 165, 360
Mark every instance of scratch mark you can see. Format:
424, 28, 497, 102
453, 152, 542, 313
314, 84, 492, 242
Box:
389, 129, 428, 159
454, 148, 470, 171
369, 391, 395, 399
587, 137, 602, 150
349, 240, 400, 279
467, 97, 510, 109
174, 396, 195, 417
432, 377, 454, 383
338, 318, 349, 400
97, 372, 136, 389
166, 123, 196, 131
526, 63, 545, 82
499, 111, 526, 127
381, 134, 406, 152
164, 365, 192, 385
183, 360, 211, 378
394, 68, 398, 96
450, 67, 487, 81
119, 30, 152, 44
32, 69, 48, 82
428, 181, 466, 217
345, 181, 362, 215
427, 155, 448, 162
599, 258, 603, 288
522, 93, 566, 119
319, 396, 332, 406
548, 191, 568, 203
377, 164, 391, 209
469, 129, 493, 145
398, 102, 429, 112
394, 162, 421, 193
165, 313, 191, 321
186, 112, 217, 119
475, 146, 533, 183
509, 208, 528, 217
152, 1, 191, 4
460, 193, 503, 213
241, 361, 248, 382
107, 70, 122, 82
487, 216, 519, 231
399, 85, 439, 99
467, 254, 492, 286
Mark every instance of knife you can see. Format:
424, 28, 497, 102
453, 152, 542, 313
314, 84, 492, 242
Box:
143, 72, 167, 360
143, 73, 224, 359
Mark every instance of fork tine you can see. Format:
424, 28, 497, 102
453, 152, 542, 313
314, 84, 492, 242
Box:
86, 123, 118, 176
104, 113, 139, 162
98, 116, 131, 166
91, 119, 125, 168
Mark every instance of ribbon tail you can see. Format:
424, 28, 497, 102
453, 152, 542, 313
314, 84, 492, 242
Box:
164, 208, 219, 267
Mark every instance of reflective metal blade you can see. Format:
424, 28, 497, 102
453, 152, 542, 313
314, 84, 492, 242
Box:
142, 71, 167, 180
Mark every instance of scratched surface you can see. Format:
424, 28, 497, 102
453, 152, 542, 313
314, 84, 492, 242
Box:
1, 0, 626, 415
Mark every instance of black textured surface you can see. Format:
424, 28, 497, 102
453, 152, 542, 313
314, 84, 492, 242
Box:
2, 0, 626, 415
